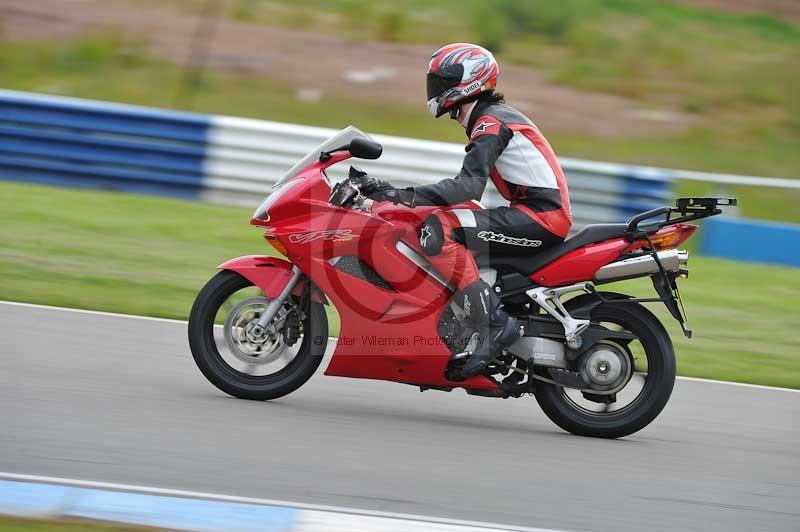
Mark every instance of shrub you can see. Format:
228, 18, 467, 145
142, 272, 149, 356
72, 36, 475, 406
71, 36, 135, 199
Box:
470, 1, 510, 52
375, 8, 409, 42
502, 0, 577, 40
469, 0, 578, 51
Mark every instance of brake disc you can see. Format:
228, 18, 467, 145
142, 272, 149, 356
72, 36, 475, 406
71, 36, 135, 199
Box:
223, 296, 287, 365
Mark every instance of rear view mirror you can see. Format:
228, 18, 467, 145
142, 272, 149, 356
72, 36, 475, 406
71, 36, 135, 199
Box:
349, 137, 383, 160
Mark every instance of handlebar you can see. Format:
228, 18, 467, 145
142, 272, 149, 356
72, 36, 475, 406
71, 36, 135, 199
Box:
329, 180, 360, 207
329, 173, 373, 212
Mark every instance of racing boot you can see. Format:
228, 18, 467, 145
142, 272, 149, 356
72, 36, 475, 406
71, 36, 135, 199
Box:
458, 279, 520, 378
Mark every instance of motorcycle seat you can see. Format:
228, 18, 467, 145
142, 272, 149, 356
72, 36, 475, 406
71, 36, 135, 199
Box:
475, 223, 629, 277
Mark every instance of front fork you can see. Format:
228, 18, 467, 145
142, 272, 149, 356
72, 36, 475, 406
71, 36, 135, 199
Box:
251, 265, 303, 337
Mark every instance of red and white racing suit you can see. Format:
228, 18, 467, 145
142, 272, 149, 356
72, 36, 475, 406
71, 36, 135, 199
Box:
413, 100, 572, 289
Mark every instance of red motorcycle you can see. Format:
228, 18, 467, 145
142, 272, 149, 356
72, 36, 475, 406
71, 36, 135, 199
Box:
188, 127, 735, 438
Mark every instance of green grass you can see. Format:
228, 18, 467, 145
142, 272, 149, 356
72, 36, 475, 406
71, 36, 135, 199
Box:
1, 181, 798, 388
0, 516, 159, 531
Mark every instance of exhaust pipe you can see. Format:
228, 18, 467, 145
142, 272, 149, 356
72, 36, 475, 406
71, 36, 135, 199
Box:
594, 249, 689, 282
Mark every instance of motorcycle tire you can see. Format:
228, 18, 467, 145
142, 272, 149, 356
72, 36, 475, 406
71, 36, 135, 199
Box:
534, 299, 675, 438
188, 270, 328, 401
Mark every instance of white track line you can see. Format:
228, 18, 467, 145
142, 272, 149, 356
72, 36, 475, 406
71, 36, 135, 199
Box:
674, 376, 798, 393
2, 300, 798, 394
0, 300, 188, 325
0, 472, 567, 532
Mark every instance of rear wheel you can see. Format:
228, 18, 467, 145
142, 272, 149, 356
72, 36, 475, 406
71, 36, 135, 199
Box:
534, 300, 675, 438
188, 270, 328, 400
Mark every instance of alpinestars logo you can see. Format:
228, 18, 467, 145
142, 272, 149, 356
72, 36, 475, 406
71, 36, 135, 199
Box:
463, 294, 471, 316
419, 224, 432, 248
477, 231, 542, 247
472, 120, 497, 135
288, 229, 356, 244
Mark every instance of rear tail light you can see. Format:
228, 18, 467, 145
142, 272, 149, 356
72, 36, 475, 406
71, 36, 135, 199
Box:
648, 224, 697, 251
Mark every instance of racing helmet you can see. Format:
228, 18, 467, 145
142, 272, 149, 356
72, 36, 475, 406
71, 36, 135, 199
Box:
426, 43, 500, 118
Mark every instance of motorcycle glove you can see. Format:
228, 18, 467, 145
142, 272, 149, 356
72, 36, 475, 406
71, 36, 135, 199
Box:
361, 178, 416, 208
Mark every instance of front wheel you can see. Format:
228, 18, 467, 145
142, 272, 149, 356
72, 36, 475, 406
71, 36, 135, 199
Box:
188, 270, 328, 400
534, 300, 676, 438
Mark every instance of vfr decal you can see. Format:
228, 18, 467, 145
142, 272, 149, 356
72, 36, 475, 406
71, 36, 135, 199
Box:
477, 230, 541, 247
288, 229, 357, 244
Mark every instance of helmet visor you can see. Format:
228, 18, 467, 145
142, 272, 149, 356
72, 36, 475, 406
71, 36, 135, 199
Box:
426, 64, 464, 101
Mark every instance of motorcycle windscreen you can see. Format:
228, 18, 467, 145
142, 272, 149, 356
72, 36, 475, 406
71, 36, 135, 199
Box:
273, 125, 376, 188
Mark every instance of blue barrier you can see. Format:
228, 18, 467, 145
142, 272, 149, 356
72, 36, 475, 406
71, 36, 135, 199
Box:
0, 90, 209, 199
700, 217, 800, 267
619, 171, 674, 220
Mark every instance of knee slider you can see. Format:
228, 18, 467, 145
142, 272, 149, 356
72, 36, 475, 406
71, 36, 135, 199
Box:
419, 214, 445, 256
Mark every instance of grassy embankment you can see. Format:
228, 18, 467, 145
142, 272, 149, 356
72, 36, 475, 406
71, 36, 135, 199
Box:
1, 181, 798, 388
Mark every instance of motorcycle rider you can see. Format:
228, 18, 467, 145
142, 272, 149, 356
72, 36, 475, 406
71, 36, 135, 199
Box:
363, 43, 572, 378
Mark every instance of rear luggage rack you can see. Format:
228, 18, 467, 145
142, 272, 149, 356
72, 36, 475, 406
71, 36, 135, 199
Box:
625, 197, 738, 238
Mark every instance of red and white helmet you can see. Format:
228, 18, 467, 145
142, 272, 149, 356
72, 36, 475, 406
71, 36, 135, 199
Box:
426, 43, 500, 118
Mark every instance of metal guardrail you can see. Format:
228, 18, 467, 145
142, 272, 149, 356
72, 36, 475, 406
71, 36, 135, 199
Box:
3, 89, 789, 228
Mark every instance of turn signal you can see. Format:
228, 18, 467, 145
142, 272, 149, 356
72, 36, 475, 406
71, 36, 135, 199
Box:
648, 224, 697, 250
264, 233, 288, 256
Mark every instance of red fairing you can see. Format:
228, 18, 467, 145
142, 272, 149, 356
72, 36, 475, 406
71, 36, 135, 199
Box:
218, 255, 327, 304
530, 238, 630, 287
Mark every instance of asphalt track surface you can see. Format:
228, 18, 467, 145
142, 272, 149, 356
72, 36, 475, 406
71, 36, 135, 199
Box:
1, 301, 798, 532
